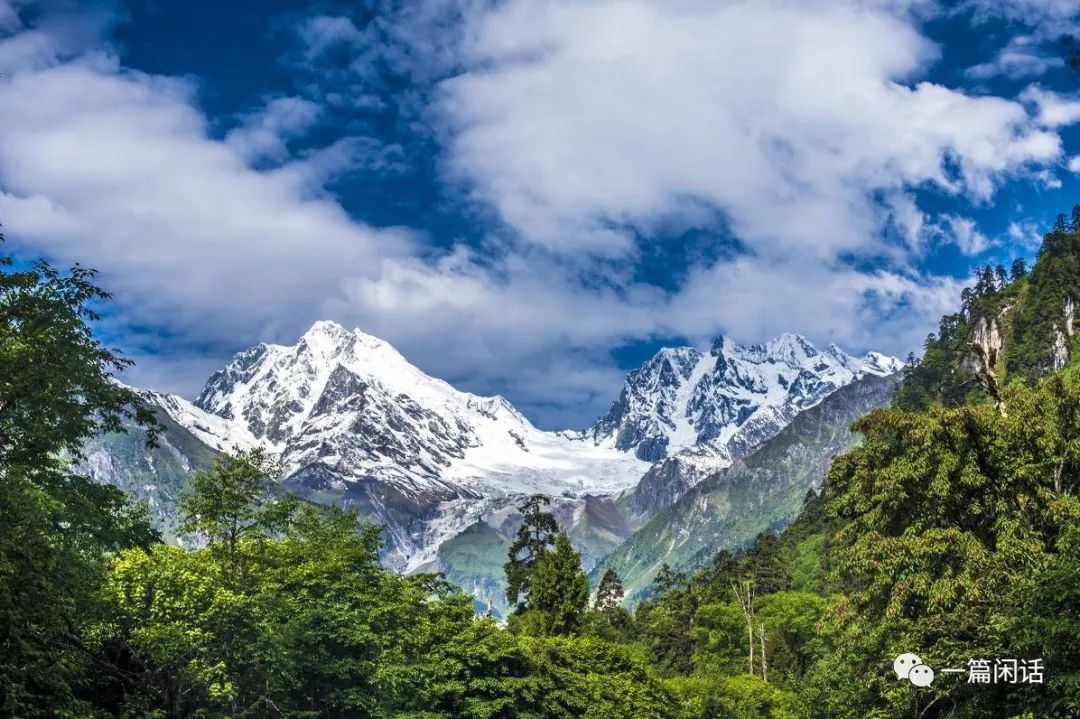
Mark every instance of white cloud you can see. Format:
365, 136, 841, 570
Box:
436, 0, 1058, 264
966, 35, 1063, 80
1021, 85, 1080, 127
1069, 155, 1080, 172
1007, 220, 1044, 248
962, 0, 1080, 31
225, 96, 322, 165
934, 214, 992, 255
0, 53, 414, 350
0, 0, 1073, 427
298, 15, 366, 60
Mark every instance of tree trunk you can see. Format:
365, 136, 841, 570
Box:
731, 580, 755, 675
758, 622, 768, 682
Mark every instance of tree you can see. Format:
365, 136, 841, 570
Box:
528, 533, 590, 636
504, 494, 558, 612
521, 636, 673, 718
815, 378, 1080, 717
975, 264, 996, 296
0, 258, 159, 470
653, 563, 688, 595
594, 568, 625, 612
0, 254, 160, 717
180, 447, 293, 573
742, 533, 789, 595
1010, 258, 1027, 282
638, 566, 697, 675
995, 264, 1008, 290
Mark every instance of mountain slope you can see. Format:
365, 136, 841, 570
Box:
896, 211, 1080, 412
597, 371, 901, 601
79, 405, 223, 541
593, 335, 900, 520
185, 320, 648, 503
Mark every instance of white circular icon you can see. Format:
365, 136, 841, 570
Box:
908, 664, 935, 688
893, 653, 923, 680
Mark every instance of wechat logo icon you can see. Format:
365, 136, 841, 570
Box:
894, 653, 935, 687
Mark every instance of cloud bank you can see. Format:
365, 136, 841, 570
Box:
0, 0, 1076, 427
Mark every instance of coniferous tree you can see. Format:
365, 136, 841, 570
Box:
1010, 258, 1027, 282
504, 494, 558, 611
742, 533, 789, 595
594, 568, 625, 612
528, 533, 589, 636
652, 562, 688, 595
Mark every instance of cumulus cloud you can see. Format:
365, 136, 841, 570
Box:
1022, 85, 1080, 128
1007, 219, 1045, 248
225, 96, 323, 165
0, 51, 413, 355
934, 215, 992, 255
0, 0, 1074, 427
437, 0, 1058, 263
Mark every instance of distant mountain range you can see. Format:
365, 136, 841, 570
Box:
83, 320, 900, 611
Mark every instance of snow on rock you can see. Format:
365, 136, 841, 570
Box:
139, 320, 899, 573
170, 320, 651, 503
588, 333, 902, 514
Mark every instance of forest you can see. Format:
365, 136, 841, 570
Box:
5, 211, 1080, 719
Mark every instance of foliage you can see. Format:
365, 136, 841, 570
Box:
519, 533, 590, 637
505, 494, 558, 612
0, 254, 160, 717
0, 257, 159, 469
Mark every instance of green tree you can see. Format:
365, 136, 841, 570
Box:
180, 447, 295, 574
594, 568, 625, 612
742, 533, 789, 596
637, 568, 697, 676
526, 533, 590, 636
521, 636, 674, 718
668, 674, 802, 719
0, 257, 159, 470
0, 253, 159, 717
505, 494, 558, 612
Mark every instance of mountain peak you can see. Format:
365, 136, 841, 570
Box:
589, 332, 901, 463
763, 332, 817, 361
300, 320, 389, 353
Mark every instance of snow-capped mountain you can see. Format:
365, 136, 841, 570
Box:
134, 320, 899, 586
586, 333, 901, 464
160, 320, 650, 499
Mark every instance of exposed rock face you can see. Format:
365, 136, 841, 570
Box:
595, 335, 901, 518
587, 335, 899, 468
963, 315, 1005, 374
1054, 296, 1076, 371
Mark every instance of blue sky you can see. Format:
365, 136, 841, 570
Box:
2, 0, 1080, 428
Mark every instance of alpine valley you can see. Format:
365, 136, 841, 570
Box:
84, 320, 901, 611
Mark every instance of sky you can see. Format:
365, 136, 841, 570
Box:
2, 0, 1080, 429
